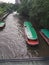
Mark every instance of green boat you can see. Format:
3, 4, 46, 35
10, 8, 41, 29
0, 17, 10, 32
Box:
24, 21, 38, 40
41, 29, 49, 38
39, 29, 49, 45
0, 21, 5, 28
24, 21, 39, 45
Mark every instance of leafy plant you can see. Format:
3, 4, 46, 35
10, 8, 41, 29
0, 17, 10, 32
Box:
18, 0, 49, 29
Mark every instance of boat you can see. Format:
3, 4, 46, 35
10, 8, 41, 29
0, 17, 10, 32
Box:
24, 21, 39, 45
39, 29, 49, 45
0, 21, 5, 28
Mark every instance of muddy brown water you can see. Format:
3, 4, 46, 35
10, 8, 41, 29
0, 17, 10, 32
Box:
0, 13, 49, 59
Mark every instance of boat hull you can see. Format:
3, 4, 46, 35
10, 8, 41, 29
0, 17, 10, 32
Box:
26, 39, 39, 45
39, 31, 49, 45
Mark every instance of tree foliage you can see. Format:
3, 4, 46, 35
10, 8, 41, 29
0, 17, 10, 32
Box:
18, 0, 49, 29
0, 2, 16, 17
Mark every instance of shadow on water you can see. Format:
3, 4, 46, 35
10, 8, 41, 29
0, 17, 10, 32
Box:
26, 43, 39, 57
27, 44, 39, 50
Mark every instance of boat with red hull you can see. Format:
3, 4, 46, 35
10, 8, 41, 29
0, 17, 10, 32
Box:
24, 21, 39, 45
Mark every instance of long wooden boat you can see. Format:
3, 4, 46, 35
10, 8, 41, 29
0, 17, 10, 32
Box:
0, 21, 5, 28
24, 21, 39, 45
39, 29, 49, 45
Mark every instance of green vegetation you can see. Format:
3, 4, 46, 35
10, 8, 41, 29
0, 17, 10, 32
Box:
0, 2, 18, 17
18, 0, 49, 29
0, 7, 4, 17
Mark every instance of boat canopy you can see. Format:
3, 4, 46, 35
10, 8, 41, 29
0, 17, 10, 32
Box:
0, 22, 5, 27
24, 21, 32, 27
24, 21, 38, 40
41, 29, 49, 38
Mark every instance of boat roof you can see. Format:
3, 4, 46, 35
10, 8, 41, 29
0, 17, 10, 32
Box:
24, 21, 38, 40
41, 29, 49, 38
0, 22, 5, 27
24, 21, 32, 27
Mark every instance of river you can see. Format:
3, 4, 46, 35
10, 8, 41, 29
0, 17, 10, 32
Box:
0, 13, 49, 59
